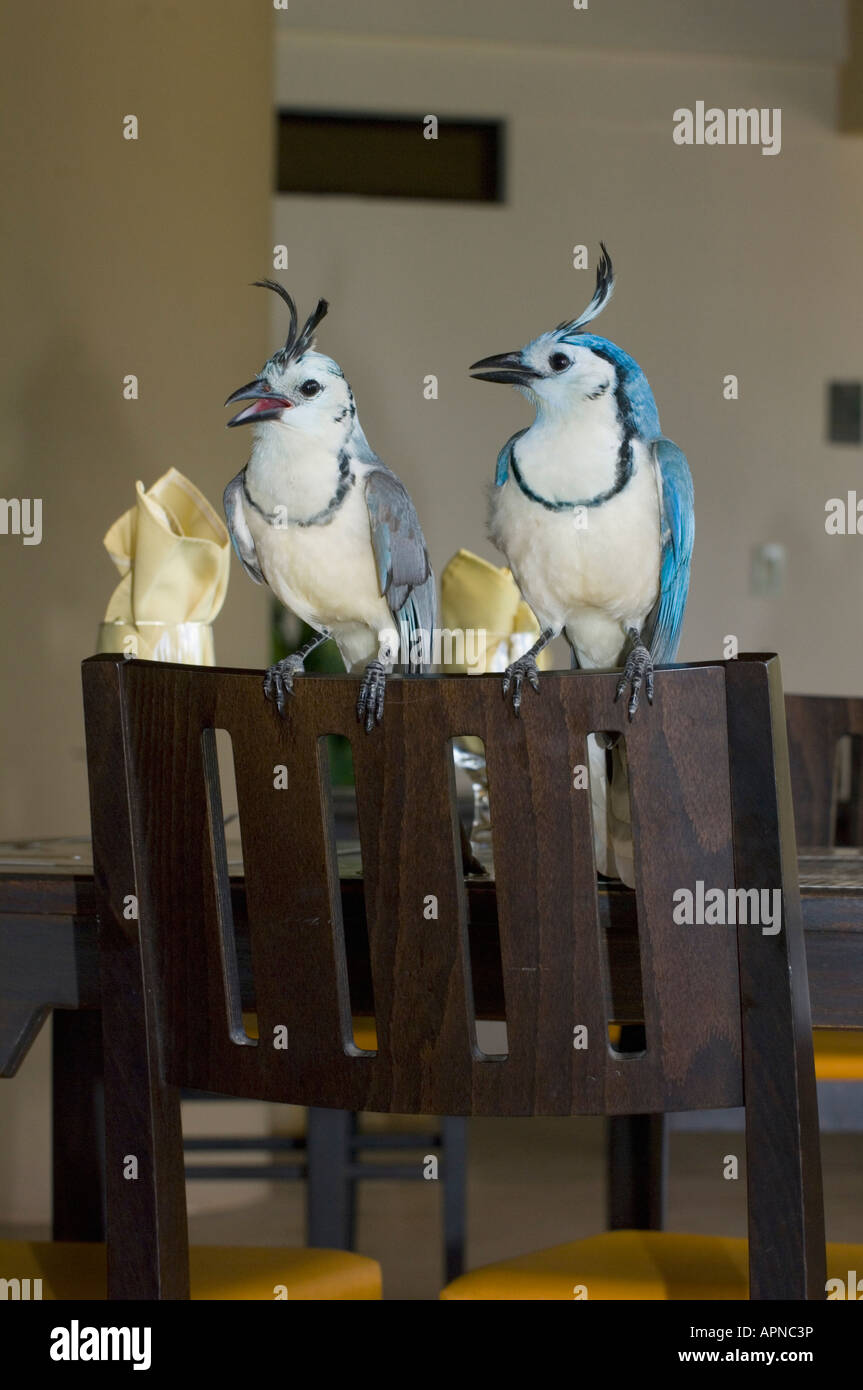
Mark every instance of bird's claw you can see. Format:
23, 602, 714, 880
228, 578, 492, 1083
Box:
502, 654, 540, 717
263, 654, 306, 717
357, 659, 386, 733
614, 644, 654, 720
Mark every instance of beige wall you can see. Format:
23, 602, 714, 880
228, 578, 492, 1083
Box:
0, 0, 272, 1224
0, 1, 272, 841
273, 17, 863, 696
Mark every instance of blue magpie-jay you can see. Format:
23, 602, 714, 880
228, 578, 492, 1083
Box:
470, 246, 694, 882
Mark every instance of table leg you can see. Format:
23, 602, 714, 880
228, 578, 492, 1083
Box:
606, 1113, 667, 1230
441, 1115, 468, 1283
306, 1107, 355, 1248
52, 1009, 105, 1241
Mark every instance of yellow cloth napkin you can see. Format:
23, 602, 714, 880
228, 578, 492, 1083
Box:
440, 549, 552, 674
98, 468, 230, 664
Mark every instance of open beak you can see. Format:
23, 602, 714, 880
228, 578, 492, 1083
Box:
224, 378, 293, 427
469, 351, 541, 387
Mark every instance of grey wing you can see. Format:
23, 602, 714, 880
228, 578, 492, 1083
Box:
364, 466, 436, 665
223, 471, 264, 585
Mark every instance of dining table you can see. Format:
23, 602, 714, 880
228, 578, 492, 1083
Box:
2, 839, 862, 1243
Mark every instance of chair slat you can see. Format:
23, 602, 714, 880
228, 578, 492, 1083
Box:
616, 668, 742, 1113
229, 711, 359, 1096
352, 679, 475, 1114
129, 666, 254, 1096
480, 680, 608, 1115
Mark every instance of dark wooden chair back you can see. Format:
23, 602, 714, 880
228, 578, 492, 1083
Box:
785, 694, 863, 847
81, 653, 824, 1299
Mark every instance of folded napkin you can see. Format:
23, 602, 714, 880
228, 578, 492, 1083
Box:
98, 468, 230, 664
440, 549, 552, 674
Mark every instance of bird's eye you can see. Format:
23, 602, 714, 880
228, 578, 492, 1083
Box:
299, 379, 322, 397
548, 352, 570, 372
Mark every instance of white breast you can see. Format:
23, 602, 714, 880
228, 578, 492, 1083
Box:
515, 400, 623, 503
244, 476, 392, 668
246, 428, 344, 523
489, 437, 661, 669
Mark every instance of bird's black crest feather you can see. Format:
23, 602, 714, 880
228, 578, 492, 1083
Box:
557, 243, 615, 338
293, 298, 329, 359
253, 280, 329, 365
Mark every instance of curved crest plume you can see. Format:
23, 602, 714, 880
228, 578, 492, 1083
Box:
556, 243, 614, 341
253, 280, 329, 366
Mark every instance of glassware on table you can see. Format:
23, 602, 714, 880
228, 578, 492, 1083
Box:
452, 630, 537, 877
452, 735, 493, 874
97, 620, 215, 665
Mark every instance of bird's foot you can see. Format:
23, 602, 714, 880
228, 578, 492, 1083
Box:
502, 653, 540, 716
263, 654, 306, 717
614, 644, 654, 720
357, 659, 386, 733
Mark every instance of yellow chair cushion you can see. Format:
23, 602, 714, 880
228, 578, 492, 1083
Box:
440, 1230, 862, 1300
813, 1028, 863, 1081
0, 1241, 381, 1300
352, 1019, 378, 1051
242, 1013, 378, 1051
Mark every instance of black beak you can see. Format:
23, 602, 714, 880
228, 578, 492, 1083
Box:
469, 351, 541, 387
224, 378, 293, 428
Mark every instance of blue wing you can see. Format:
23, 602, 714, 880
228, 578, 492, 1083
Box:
643, 438, 694, 665
494, 428, 528, 487
364, 466, 436, 672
